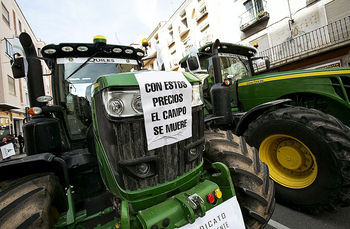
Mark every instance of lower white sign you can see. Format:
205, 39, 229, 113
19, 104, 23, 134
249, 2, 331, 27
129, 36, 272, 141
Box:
1, 143, 15, 159
179, 196, 245, 229
135, 71, 192, 151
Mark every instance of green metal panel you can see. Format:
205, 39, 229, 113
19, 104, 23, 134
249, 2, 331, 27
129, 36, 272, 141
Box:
90, 103, 203, 211
238, 68, 350, 125
136, 180, 223, 228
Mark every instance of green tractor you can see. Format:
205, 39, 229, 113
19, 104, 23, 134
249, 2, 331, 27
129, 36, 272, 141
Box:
0, 33, 274, 228
180, 39, 350, 213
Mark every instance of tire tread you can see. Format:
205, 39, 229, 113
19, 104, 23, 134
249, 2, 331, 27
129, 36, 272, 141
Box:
204, 129, 275, 229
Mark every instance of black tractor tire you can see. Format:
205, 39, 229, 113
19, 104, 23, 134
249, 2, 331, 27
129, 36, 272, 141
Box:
0, 173, 66, 228
243, 106, 350, 213
204, 129, 275, 229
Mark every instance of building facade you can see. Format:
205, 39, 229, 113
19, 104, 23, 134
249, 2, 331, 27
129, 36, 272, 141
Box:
0, 0, 49, 139
142, 0, 350, 72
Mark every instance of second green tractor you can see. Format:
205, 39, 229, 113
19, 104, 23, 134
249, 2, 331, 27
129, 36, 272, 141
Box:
180, 39, 350, 213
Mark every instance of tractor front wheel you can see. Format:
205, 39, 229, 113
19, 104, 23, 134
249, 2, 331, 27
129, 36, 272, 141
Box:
244, 107, 350, 213
0, 173, 66, 228
204, 129, 275, 229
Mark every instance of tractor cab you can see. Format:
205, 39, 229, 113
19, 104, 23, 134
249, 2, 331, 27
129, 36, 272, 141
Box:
42, 36, 144, 145
180, 40, 270, 117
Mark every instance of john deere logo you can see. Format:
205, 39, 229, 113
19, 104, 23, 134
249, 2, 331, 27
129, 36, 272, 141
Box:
69, 58, 74, 62
126, 59, 130, 63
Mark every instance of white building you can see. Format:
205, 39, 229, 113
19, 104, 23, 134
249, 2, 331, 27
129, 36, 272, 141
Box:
0, 0, 49, 138
142, 0, 350, 72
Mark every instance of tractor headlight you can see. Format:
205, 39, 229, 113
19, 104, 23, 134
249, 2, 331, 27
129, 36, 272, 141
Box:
137, 163, 150, 175
132, 94, 143, 114
108, 98, 124, 116
102, 89, 143, 117
192, 83, 203, 107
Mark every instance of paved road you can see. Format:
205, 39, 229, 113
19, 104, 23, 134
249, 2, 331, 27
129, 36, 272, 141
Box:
265, 202, 350, 229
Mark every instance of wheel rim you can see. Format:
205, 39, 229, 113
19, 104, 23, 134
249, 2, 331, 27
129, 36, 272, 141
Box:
259, 134, 317, 189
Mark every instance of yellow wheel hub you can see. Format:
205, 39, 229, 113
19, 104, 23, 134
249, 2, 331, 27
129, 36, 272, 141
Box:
259, 134, 317, 189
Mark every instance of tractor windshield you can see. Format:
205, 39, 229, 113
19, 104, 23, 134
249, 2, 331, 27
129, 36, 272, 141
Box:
199, 53, 252, 83
56, 57, 139, 140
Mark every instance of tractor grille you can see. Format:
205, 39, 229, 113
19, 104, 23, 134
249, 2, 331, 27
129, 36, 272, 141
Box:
95, 92, 204, 191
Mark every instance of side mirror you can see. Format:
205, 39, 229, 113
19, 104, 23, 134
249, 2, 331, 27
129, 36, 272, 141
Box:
11, 56, 26, 79
187, 56, 200, 71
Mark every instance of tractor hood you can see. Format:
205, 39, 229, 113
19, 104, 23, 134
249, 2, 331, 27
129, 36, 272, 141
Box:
92, 70, 200, 95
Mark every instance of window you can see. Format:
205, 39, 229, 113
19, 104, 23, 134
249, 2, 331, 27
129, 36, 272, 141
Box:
18, 20, 22, 32
244, 0, 254, 20
8, 76, 16, 95
181, 18, 188, 28
179, 11, 189, 37
169, 31, 174, 42
0, 118, 10, 140
197, 6, 208, 23
244, 0, 264, 15
1, 2, 9, 26
4, 38, 13, 58
155, 34, 159, 44
168, 25, 175, 47
25, 92, 29, 105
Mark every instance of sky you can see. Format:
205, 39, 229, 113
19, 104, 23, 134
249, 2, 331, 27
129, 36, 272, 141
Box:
16, 0, 185, 45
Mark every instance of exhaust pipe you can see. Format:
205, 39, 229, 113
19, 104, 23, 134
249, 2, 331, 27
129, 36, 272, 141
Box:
19, 32, 46, 108
210, 39, 233, 125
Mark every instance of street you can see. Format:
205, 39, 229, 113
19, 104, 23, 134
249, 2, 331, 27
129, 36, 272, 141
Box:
266, 202, 350, 229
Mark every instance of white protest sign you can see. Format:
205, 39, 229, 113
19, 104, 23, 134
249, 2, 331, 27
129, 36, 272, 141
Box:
135, 71, 192, 151
179, 196, 245, 229
1, 143, 16, 159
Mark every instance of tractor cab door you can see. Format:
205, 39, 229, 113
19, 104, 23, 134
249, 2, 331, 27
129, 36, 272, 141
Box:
54, 58, 139, 144
196, 53, 252, 112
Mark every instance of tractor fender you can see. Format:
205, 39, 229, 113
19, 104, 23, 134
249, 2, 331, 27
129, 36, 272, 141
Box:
235, 99, 292, 136
0, 153, 69, 188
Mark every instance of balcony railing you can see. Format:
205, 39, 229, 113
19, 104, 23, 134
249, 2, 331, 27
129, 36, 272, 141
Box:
259, 16, 350, 66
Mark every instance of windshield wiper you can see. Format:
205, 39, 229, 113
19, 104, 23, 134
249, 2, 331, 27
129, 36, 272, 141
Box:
66, 51, 100, 80
235, 56, 250, 74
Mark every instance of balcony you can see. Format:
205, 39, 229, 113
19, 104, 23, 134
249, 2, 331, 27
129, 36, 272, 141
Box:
239, 1, 269, 31
167, 39, 175, 47
179, 24, 190, 37
182, 36, 191, 45
258, 16, 350, 67
196, 8, 208, 22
